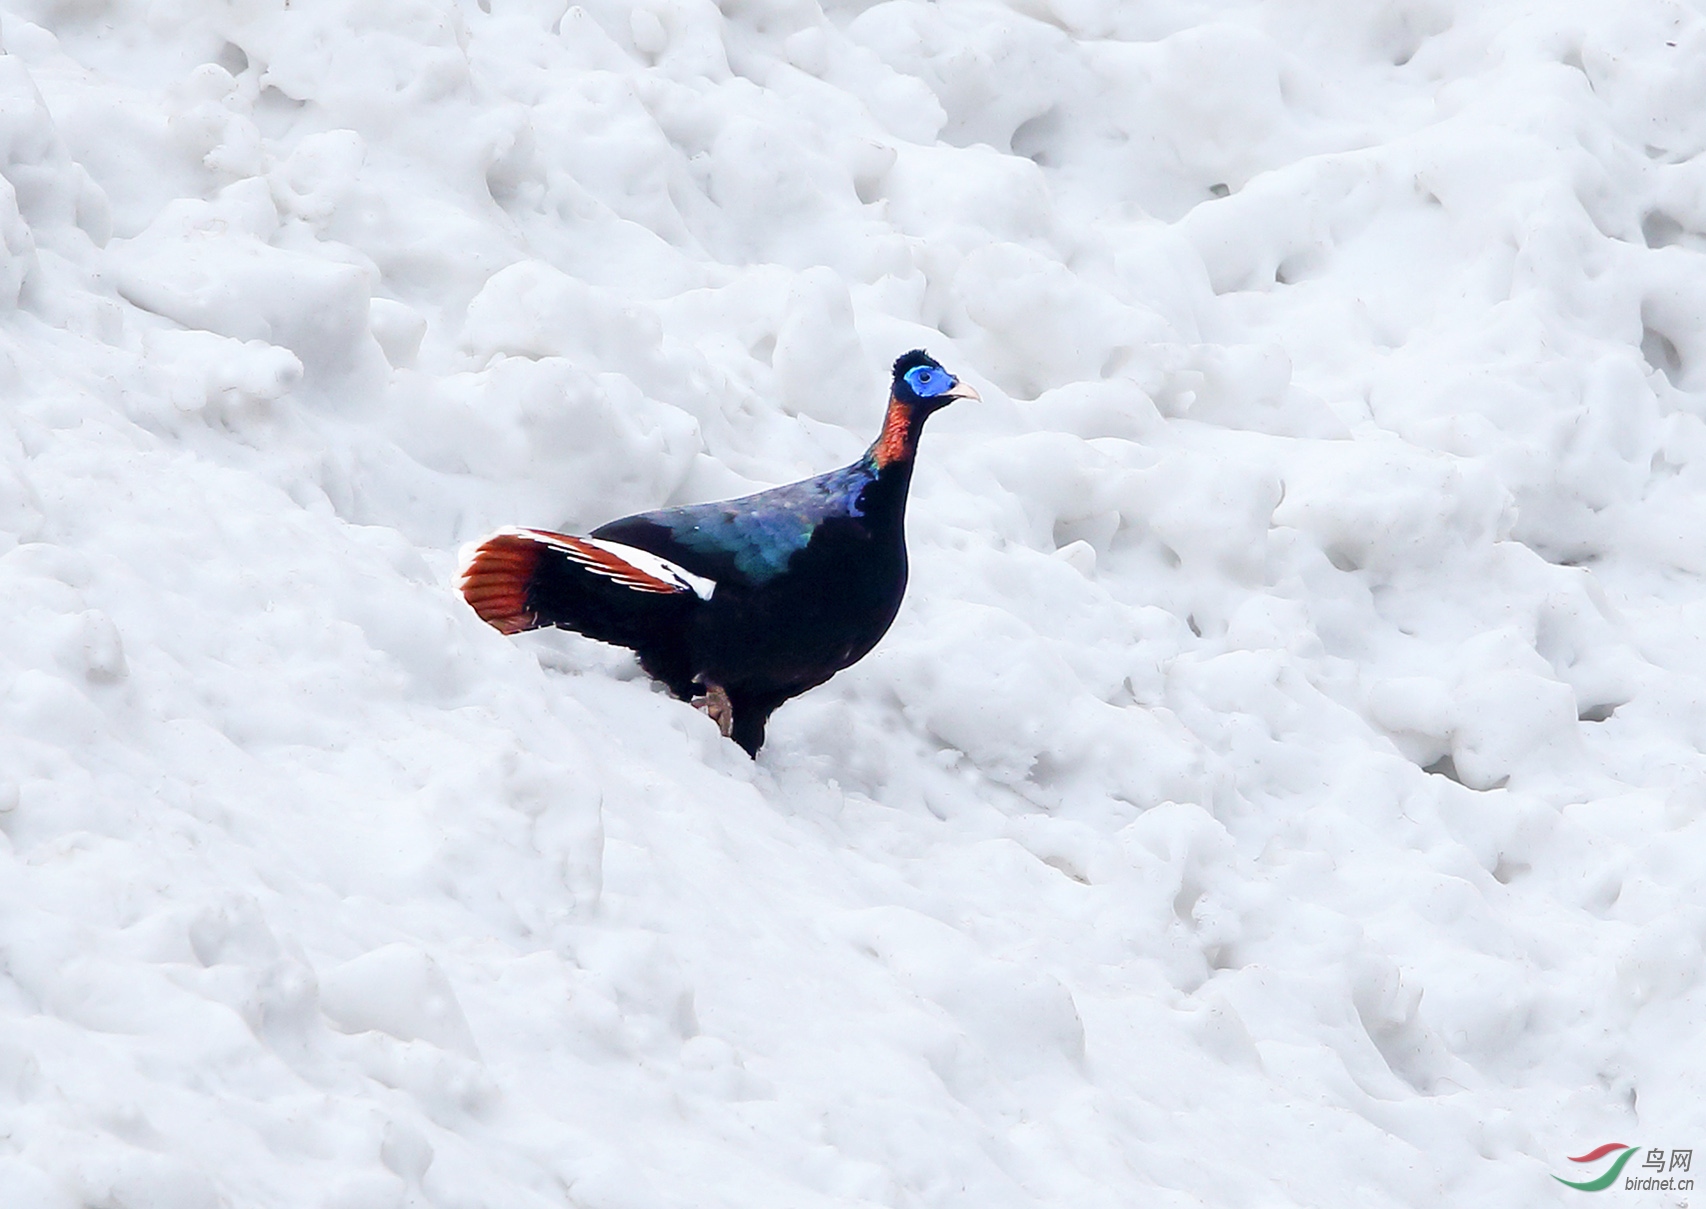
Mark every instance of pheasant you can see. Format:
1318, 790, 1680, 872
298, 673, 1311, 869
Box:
458, 350, 976, 755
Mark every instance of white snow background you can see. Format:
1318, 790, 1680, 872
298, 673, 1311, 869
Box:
0, 0, 1702, 1204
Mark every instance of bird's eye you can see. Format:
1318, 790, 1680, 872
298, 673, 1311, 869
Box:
904, 366, 950, 397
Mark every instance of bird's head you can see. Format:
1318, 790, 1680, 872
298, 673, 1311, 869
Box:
870, 350, 978, 469
890, 350, 979, 415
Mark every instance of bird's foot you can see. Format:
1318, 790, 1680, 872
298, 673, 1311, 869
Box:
691, 682, 734, 739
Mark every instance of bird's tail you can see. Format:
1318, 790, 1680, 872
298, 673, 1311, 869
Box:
457, 530, 550, 633
457, 527, 707, 652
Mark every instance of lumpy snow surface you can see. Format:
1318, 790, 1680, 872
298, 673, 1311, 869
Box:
0, 0, 1703, 1205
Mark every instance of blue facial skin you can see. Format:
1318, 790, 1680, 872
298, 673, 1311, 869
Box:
903, 365, 954, 397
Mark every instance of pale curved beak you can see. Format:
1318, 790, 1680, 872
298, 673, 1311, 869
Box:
944, 381, 980, 403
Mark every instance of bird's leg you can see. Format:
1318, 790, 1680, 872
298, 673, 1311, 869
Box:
691, 681, 734, 739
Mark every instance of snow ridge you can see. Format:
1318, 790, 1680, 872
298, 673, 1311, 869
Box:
0, 0, 1702, 1204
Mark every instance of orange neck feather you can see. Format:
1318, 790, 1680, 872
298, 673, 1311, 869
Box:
871, 397, 918, 469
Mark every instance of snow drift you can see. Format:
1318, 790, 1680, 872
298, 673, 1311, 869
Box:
0, 0, 1703, 1204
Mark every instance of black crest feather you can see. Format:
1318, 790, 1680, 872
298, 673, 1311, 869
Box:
892, 349, 940, 378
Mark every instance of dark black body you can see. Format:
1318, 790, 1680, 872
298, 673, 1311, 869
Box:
584, 466, 911, 753
522, 460, 900, 750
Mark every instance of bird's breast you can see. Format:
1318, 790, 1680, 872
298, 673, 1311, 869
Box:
690, 515, 908, 691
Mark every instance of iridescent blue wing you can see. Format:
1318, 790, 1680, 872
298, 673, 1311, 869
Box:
592, 463, 874, 588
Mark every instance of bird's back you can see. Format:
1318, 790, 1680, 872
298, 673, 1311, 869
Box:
591, 461, 880, 589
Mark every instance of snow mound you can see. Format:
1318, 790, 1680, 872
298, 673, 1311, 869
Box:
0, 0, 1702, 1204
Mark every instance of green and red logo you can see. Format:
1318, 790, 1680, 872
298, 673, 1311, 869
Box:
1556, 1143, 1695, 1191
1555, 1144, 1639, 1191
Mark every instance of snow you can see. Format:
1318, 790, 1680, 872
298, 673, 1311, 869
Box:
0, 0, 1702, 1204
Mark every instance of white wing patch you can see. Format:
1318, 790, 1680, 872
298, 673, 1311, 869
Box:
508, 528, 717, 600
